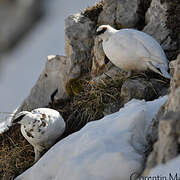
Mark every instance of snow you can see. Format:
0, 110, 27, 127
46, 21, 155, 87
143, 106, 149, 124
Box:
147, 155, 180, 179
15, 96, 167, 180
0, 115, 12, 134
0, 108, 17, 134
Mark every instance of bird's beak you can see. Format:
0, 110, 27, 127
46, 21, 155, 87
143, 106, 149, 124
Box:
12, 114, 26, 124
96, 31, 100, 36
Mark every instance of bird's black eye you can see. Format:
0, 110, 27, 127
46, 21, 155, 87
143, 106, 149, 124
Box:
13, 114, 26, 123
96, 27, 107, 35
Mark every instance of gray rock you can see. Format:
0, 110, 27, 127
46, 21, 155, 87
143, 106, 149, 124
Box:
91, 37, 106, 78
15, 55, 71, 114
92, 65, 126, 83
146, 102, 166, 145
0, 0, 42, 52
145, 111, 180, 172
65, 13, 95, 77
169, 60, 177, 76
143, 0, 179, 59
166, 54, 180, 112
98, 0, 140, 28
144, 54, 180, 173
157, 112, 179, 163
120, 78, 167, 104
144, 0, 169, 45
103, 102, 122, 116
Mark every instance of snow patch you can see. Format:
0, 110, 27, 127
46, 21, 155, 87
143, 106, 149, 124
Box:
148, 155, 180, 179
0, 108, 17, 134
15, 96, 167, 180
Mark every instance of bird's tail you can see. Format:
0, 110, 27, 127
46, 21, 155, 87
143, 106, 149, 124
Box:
158, 64, 171, 79
146, 61, 171, 79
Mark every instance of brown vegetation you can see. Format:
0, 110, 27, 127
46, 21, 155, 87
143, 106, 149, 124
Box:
82, 1, 104, 25
0, 125, 34, 180
49, 75, 124, 138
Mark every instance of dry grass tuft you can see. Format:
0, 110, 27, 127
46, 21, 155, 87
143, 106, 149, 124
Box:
0, 125, 34, 180
49, 75, 125, 137
82, 1, 104, 24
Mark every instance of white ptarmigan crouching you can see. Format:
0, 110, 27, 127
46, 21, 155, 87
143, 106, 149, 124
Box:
13, 108, 65, 161
96, 25, 170, 79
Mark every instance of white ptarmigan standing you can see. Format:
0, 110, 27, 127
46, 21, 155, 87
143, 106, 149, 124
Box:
96, 25, 170, 79
13, 108, 66, 161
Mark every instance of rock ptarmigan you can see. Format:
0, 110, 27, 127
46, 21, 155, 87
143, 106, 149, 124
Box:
13, 108, 65, 161
96, 25, 170, 79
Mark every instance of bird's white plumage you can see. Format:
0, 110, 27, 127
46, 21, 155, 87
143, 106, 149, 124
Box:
96, 25, 170, 78
14, 108, 65, 161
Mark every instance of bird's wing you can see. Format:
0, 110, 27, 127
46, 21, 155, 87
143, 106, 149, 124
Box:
31, 109, 49, 120
146, 61, 170, 79
131, 31, 168, 66
113, 31, 167, 66
111, 33, 150, 58
31, 109, 46, 114
133, 36, 167, 65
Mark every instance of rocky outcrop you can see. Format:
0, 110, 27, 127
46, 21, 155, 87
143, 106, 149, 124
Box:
65, 13, 95, 77
144, 54, 180, 174
145, 111, 179, 174
0, 0, 42, 52
91, 37, 106, 78
11, 12, 97, 117
143, 0, 169, 45
98, 0, 141, 29
15, 55, 71, 114
121, 78, 168, 104
166, 54, 180, 112
143, 0, 180, 59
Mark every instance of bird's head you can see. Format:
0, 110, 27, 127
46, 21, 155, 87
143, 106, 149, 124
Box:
96, 25, 116, 41
13, 111, 31, 125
